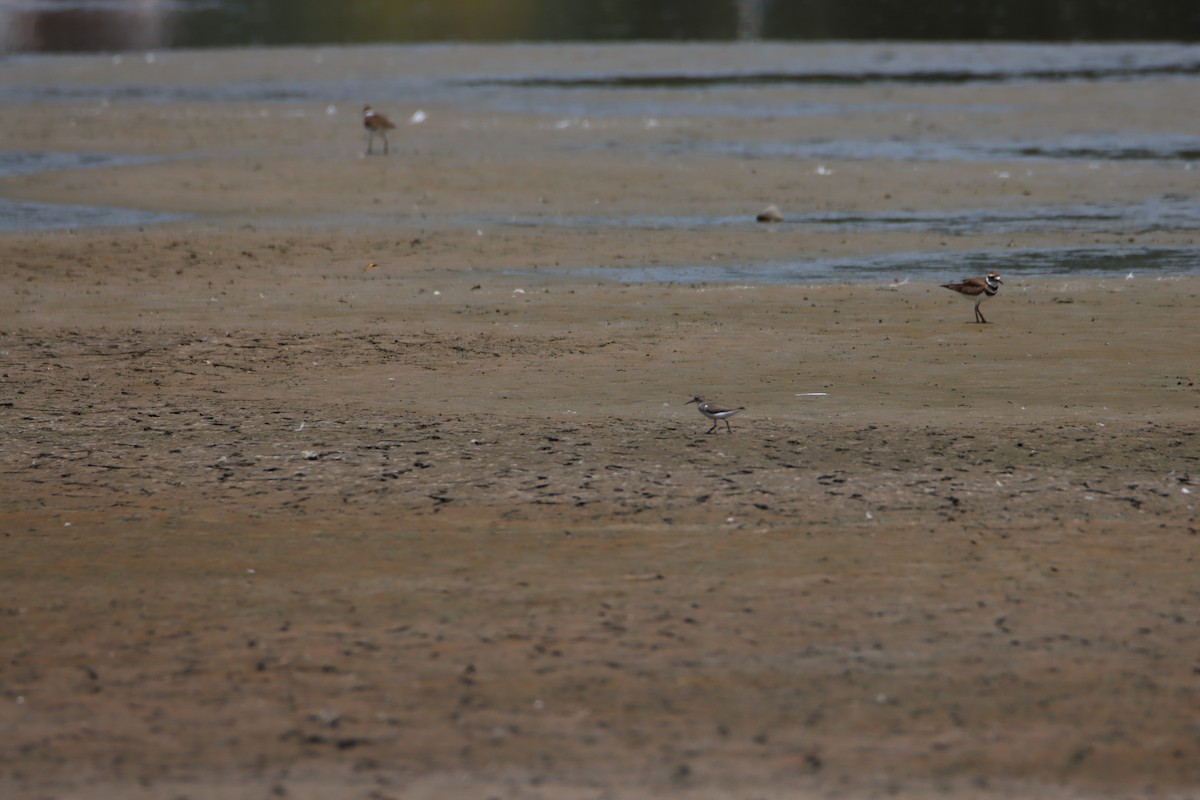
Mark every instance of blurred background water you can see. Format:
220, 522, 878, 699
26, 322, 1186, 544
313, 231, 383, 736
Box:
2, 0, 1198, 54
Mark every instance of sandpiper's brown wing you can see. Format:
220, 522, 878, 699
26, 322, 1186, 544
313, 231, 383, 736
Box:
703, 402, 743, 415
363, 108, 396, 131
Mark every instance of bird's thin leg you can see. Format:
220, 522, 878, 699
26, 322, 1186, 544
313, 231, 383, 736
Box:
707, 421, 718, 434
725, 419, 733, 433
977, 304, 988, 324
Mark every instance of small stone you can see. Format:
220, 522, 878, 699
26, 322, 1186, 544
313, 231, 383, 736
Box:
756, 204, 783, 223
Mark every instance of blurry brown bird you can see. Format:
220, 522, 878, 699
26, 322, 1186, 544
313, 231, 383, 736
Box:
362, 105, 396, 155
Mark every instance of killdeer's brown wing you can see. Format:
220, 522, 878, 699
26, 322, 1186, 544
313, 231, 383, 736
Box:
942, 277, 988, 295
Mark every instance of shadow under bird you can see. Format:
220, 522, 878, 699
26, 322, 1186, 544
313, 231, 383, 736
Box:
362, 105, 397, 155
941, 271, 1003, 323
687, 396, 745, 434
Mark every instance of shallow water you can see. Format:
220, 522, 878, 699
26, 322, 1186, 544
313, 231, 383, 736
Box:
669, 134, 1200, 164
546, 246, 1200, 284
0, 150, 161, 177
0, 151, 185, 231
0, 198, 187, 232
493, 193, 1200, 237
5, 42, 1198, 105
3, 43, 1199, 279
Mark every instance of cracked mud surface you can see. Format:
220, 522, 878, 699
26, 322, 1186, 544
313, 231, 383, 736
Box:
4, 277, 1197, 800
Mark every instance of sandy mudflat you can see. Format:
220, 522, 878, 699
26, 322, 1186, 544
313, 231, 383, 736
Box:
1, 45, 1199, 799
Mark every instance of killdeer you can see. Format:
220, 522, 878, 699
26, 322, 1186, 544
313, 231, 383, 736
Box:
362, 105, 397, 155
687, 396, 744, 434
941, 271, 1002, 323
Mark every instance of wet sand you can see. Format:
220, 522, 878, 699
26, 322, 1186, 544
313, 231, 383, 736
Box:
2, 46, 1199, 799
